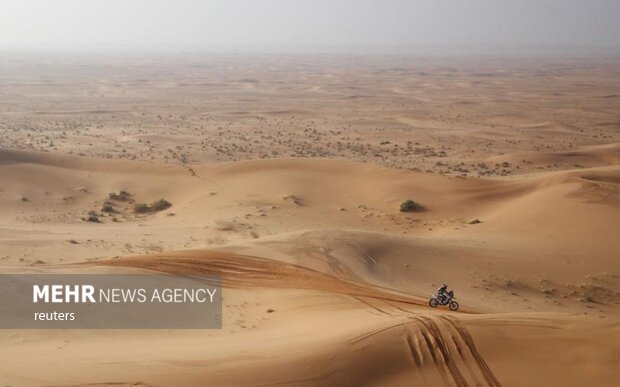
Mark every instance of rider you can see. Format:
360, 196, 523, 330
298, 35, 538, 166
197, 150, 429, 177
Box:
437, 283, 450, 303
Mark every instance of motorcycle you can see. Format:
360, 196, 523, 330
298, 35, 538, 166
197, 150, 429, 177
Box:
429, 290, 459, 311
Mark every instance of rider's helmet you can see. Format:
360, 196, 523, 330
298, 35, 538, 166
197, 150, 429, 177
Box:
443, 283, 448, 288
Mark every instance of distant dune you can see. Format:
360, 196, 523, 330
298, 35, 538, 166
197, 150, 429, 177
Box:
0, 150, 618, 386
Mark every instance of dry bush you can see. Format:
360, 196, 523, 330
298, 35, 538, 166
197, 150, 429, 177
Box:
134, 199, 173, 214
84, 210, 100, 223
151, 198, 172, 211
133, 203, 151, 214
399, 199, 424, 212
109, 190, 132, 202
101, 201, 116, 213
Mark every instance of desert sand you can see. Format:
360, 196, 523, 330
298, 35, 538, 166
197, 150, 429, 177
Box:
0, 53, 619, 386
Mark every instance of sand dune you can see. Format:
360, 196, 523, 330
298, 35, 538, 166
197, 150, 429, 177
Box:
1, 148, 618, 386
1, 54, 619, 386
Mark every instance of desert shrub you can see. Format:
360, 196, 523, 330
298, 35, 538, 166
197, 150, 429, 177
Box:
101, 201, 116, 213
85, 210, 100, 223
399, 199, 423, 212
133, 203, 151, 214
134, 199, 172, 214
151, 199, 172, 211
109, 190, 132, 202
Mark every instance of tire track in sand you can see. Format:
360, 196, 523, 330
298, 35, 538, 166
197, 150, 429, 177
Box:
438, 315, 502, 387
412, 315, 468, 387
404, 315, 502, 387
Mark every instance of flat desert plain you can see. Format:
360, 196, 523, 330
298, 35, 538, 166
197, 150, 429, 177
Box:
0, 53, 619, 386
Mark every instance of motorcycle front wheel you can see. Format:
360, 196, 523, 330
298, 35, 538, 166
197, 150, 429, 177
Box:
429, 298, 439, 308
449, 301, 459, 311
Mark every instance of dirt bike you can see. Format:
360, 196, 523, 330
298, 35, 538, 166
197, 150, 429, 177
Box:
429, 290, 459, 311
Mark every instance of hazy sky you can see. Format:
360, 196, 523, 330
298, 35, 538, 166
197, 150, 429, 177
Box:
1, 0, 619, 52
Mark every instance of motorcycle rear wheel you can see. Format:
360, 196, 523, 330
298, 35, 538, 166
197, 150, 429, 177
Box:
429, 298, 439, 308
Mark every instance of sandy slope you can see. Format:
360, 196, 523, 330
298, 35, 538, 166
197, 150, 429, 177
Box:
0, 150, 619, 386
